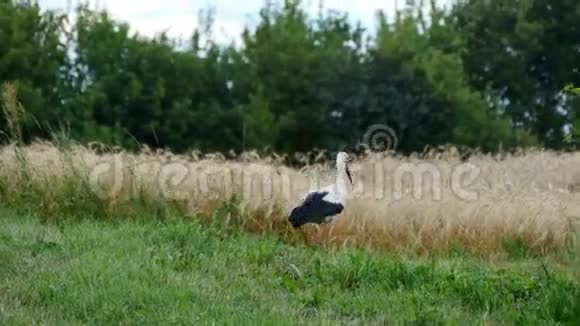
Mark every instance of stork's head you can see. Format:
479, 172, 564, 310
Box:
336, 152, 353, 185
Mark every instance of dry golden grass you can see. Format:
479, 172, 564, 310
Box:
1, 141, 579, 257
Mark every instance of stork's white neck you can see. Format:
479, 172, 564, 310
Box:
334, 160, 348, 202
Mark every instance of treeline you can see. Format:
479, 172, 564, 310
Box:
1, 0, 579, 154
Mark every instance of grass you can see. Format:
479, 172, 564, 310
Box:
2, 140, 580, 257
1, 208, 580, 325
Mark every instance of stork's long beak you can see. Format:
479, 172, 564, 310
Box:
345, 164, 353, 185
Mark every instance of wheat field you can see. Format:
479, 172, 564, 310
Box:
1, 141, 580, 257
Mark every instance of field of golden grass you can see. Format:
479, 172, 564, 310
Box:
1, 141, 579, 258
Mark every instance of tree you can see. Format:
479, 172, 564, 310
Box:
452, 0, 580, 148
0, 0, 67, 141
2, 0, 576, 155
373, 4, 516, 151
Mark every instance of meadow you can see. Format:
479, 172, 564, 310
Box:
1, 208, 580, 325
1, 141, 580, 323
2, 82, 580, 322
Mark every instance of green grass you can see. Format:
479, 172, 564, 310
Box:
1, 208, 580, 325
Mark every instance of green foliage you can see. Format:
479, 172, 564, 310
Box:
0, 0, 68, 140
1, 0, 578, 154
375, 5, 515, 151
564, 84, 580, 96
242, 85, 277, 150
563, 84, 580, 143
1, 210, 580, 324
453, 0, 580, 148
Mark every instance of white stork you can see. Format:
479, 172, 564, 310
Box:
288, 152, 353, 243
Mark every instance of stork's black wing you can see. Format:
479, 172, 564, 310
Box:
303, 191, 329, 204
288, 191, 344, 228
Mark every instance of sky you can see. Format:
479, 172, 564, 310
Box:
38, 0, 451, 45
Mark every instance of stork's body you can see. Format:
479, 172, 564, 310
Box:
288, 190, 345, 228
288, 152, 352, 242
